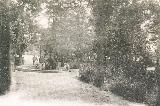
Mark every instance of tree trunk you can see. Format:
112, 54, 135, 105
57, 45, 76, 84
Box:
155, 46, 160, 106
155, 69, 160, 106
0, 1, 11, 94
19, 53, 23, 65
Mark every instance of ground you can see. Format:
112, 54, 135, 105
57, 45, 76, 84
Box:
0, 55, 147, 106
0, 64, 145, 106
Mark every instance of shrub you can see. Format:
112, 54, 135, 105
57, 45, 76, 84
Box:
110, 69, 158, 104
79, 62, 96, 83
79, 61, 158, 105
79, 62, 107, 87
69, 62, 80, 69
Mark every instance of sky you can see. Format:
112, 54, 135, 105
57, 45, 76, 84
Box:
35, 3, 49, 29
35, 14, 49, 29
10, 0, 49, 29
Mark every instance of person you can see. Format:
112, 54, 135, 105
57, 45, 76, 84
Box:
64, 63, 70, 72
39, 56, 45, 70
32, 55, 38, 65
57, 62, 61, 70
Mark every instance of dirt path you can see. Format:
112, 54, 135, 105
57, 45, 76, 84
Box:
3, 66, 147, 106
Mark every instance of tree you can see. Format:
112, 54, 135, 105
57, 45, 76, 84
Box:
92, 0, 160, 103
10, 0, 42, 65
0, 0, 43, 94
37, 0, 94, 63
0, 0, 11, 94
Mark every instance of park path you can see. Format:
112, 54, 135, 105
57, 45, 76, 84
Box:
0, 64, 144, 106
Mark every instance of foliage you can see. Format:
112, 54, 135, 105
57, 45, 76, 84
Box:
0, 0, 11, 94
37, 0, 94, 63
78, 0, 160, 104
9, 0, 42, 65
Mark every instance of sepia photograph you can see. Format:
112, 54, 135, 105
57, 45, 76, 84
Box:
1, 0, 160, 106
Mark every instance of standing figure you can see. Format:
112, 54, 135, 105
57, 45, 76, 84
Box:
32, 55, 38, 65
39, 56, 45, 70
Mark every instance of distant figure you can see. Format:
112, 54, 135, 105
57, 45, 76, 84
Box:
39, 56, 45, 70
64, 63, 70, 72
32, 55, 38, 65
57, 62, 61, 70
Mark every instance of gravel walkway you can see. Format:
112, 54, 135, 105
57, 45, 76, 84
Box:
4, 66, 147, 106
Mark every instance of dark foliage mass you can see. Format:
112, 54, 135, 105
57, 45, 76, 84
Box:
79, 0, 160, 105
0, 1, 11, 94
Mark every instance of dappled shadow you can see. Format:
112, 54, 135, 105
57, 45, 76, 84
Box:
17, 69, 40, 72
37, 70, 61, 73
19, 69, 61, 73
110, 83, 147, 103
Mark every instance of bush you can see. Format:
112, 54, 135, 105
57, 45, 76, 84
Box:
110, 70, 158, 105
79, 61, 158, 105
93, 73, 104, 87
69, 62, 80, 69
79, 62, 106, 87
110, 80, 147, 102
79, 62, 96, 83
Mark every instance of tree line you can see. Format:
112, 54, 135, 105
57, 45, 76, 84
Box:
1, 0, 160, 105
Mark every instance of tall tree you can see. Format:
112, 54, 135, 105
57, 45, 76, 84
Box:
0, 0, 11, 94
39, 0, 94, 62
10, 0, 42, 65
92, 0, 160, 103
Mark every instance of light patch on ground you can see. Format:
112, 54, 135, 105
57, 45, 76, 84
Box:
0, 92, 119, 106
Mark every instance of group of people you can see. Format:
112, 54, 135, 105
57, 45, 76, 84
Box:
32, 55, 70, 71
